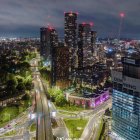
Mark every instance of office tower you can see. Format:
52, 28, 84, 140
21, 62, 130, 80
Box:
64, 12, 78, 75
64, 12, 77, 48
51, 42, 69, 87
111, 57, 140, 140
48, 28, 58, 86
78, 23, 91, 45
91, 31, 97, 54
77, 23, 91, 68
40, 27, 50, 59
53, 42, 69, 87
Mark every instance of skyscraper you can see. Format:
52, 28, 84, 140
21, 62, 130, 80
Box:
64, 12, 77, 48
53, 42, 70, 88
78, 23, 91, 68
111, 57, 140, 140
77, 23, 97, 68
50, 28, 58, 86
40, 27, 51, 60
40, 27, 58, 86
64, 12, 78, 75
91, 30, 97, 54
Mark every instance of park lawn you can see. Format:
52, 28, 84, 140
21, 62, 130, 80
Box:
64, 118, 88, 138
0, 98, 30, 128
56, 104, 85, 112
0, 106, 19, 128
30, 123, 36, 132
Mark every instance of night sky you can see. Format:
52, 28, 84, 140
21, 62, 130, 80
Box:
0, 0, 140, 39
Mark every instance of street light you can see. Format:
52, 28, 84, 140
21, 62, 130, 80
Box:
28, 113, 36, 120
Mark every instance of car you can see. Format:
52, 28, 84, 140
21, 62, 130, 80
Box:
0, 128, 5, 133
108, 131, 111, 134
4, 124, 11, 129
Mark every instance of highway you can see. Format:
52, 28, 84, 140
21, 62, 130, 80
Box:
42, 84, 69, 139
80, 99, 112, 140
31, 56, 54, 140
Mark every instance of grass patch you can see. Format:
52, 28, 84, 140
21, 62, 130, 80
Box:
64, 118, 88, 138
0, 106, 19, 128
30, 123, 36, 132
0, 96, 31, 128
4, 130, 17, 136
95, 119, 104, 140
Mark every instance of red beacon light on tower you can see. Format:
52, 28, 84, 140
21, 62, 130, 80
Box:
76, 12, 79, 15
69, 11, 73, 16
82, 22, 86, 25
48, 25, 54, 30
90, 22, 94, 26
120, 12, 125, 18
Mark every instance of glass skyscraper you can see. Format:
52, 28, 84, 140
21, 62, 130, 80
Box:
64, 12, 78, 74
112, 57, 140, 140
78, 23, 91, 68
64, 12, 77, 48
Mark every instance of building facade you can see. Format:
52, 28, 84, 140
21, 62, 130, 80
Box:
66, 90, 110, 108
49, 28, 58, 86
64, 12, 78, 75
64, 12, 77, 48
78, 23, 91, 68
111, 57, 140, 140
54, 43, 69, 80
40, 27, 51, 60
91, 31, 97, 54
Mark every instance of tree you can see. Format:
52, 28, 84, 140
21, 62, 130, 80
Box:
16, 82, 25, 91
20, 61, 30, 70
48, 87, 63, 101
0, 64, 9, 83
55, 94, 67, 107
16, 75, 24, 83
6, 78, 18, 95
24, 75, 32, 90
25, 80, 32, 90
22, 94, 30, 100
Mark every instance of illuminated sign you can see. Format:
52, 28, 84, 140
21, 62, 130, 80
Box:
123, 83, 136, 90
123, 58, 135, 65
114, 77, 122, 83
114, 77, 136, 90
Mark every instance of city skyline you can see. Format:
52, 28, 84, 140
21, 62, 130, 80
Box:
0, 0, 140, 39
0, 2, 140, 138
